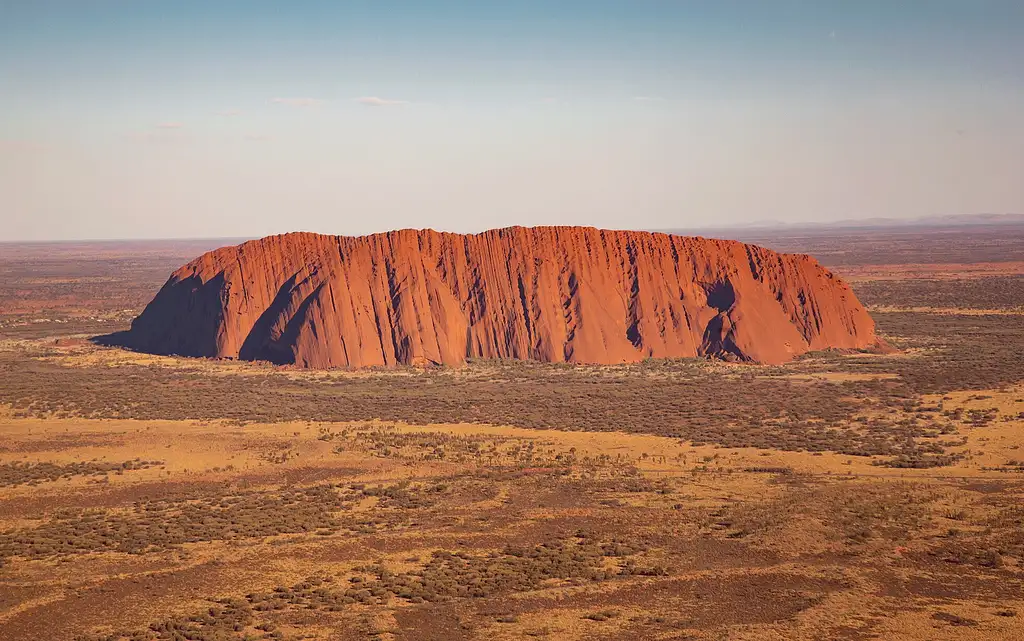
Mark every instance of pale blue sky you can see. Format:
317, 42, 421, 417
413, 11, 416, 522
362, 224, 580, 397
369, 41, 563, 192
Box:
2, 1, 1023, 240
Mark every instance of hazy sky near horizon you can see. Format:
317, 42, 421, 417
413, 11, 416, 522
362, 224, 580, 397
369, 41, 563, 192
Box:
2, 1, 1023, 241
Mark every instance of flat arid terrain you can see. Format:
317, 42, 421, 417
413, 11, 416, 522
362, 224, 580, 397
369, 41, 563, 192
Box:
1, 225, 1023, 640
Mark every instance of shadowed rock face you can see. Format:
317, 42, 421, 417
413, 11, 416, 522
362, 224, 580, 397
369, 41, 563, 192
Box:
114, 227, 881, 367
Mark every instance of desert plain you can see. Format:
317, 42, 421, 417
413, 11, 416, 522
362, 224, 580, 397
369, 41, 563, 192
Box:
1, 225, 1023, 640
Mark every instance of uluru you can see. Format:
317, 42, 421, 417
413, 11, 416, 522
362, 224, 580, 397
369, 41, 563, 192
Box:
108, 226, 882, 368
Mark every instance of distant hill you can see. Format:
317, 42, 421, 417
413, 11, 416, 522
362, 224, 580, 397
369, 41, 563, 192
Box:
658, 213, 1024, 236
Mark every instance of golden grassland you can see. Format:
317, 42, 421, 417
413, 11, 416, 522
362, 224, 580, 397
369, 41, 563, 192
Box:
0, 312, 1023, 639
1, 376, 1022, 641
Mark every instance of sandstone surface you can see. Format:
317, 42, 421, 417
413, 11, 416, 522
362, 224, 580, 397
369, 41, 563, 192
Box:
114, 227, 882, 367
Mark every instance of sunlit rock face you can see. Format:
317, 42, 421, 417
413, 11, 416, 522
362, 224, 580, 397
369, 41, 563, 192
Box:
120, 226, 881, 368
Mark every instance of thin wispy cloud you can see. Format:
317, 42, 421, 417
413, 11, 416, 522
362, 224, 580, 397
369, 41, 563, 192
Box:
355, 96, 406, 107
633, 96, 664, 102
271, 97, 323, 108
218, 108, 243, 116
0, 139, 46, 152
155, 122, 184, 129
128, 130, 186, 143
243, 133, 272, 142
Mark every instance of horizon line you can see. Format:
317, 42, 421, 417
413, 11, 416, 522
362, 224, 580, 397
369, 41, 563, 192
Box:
2, 213, 1023, 245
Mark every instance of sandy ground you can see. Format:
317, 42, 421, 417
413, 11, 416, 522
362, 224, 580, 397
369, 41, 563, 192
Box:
1, 383, 1022, 640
